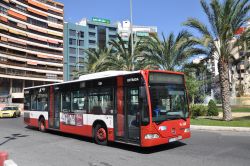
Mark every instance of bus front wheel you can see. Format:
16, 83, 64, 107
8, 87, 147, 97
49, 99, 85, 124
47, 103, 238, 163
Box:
94, 124, 108, 145
38, 118, 46, 132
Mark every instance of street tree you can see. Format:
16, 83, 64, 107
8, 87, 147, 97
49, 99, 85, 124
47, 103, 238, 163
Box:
108, 34, 144, 71
140, 31, 205, 71
184, 0, 250, 121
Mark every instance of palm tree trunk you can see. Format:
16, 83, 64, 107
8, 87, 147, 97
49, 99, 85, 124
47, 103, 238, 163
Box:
218, 59, 232, 121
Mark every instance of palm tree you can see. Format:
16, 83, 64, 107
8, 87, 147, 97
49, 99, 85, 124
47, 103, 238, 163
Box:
72, 47, 112, 78
141, 31, 205, 71
108, 34, 145, 71
184, 0, 250, 121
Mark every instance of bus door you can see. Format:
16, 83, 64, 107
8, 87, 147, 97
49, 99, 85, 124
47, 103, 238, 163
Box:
48, 86, 60, 129
114, 76, 140, 144
125, 87, 140, 142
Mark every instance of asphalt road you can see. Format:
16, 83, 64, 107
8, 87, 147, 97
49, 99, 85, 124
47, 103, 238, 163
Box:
0, 117, 250, 166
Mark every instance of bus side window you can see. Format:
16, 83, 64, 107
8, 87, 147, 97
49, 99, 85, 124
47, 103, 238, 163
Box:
62, 92, 71, 112
72, 90, 88, 113
31, 94, 37, 111
24, 94, 31, 110
88, 88, 113, 115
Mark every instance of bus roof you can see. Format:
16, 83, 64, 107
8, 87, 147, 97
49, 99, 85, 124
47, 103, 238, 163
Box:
24, 70, 184, 90
24, 70, 140, 90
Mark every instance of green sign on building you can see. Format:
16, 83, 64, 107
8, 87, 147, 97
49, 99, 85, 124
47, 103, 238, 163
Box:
92, 17, 110, 24
136, 32, 149, 37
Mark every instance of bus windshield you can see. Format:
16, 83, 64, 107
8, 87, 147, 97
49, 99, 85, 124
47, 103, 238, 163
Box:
150, 84, 188, 122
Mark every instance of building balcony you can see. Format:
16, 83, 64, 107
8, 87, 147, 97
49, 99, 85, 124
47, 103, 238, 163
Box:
0, 60, 62, 73
0, 68, 63, 82
0, 40, 62, 57
0, 13, 63, 39
0, 49, 62, 66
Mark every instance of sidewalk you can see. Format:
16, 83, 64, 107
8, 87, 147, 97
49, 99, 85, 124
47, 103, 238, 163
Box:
191, 125, 250, 132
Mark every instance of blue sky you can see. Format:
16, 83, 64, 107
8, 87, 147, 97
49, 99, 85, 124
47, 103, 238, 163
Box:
59, 0, 208, 36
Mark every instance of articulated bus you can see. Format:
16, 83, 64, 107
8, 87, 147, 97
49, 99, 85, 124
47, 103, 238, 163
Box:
24, 70, 190, 147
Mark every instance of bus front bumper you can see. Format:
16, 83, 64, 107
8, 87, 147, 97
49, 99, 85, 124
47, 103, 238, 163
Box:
141, 130, 191, 147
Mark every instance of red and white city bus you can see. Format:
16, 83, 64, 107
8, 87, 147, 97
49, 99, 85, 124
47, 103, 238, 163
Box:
24, 70, 190, 147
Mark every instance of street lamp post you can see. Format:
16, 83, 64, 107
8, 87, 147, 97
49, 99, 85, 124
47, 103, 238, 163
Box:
130, 0, 134, 70
76, 31, 80, 78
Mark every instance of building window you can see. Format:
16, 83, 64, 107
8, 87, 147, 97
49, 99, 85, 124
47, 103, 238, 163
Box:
79, 57, 84, 63
109, 35, 117, 39
69, 47, 76, 54
109, 27, 117, 32
0, 6, 7, 15
79, 49, 85, 55
89, 32, 96, 37
69, 30, 76, 37
89, 24, 95, 29
28, 18, 47, 28
79, 31, 84, 38
46, 74, 57, 79
70, 66, 76, 73
79, 40, 84, 46
69, 38, 76, 45
89, 40, 96, 45
48, 16, 58, 23
12, 80, 23, 93
70, 57, 76, 63
16, 4, 27, 12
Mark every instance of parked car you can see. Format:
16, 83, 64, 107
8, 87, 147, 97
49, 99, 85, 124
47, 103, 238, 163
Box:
0, 106, 21, 118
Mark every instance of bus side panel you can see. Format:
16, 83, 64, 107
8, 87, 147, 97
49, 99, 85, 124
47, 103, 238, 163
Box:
59, 123, 92, 137
58, 114, 115, 141
24, 111, 48, 128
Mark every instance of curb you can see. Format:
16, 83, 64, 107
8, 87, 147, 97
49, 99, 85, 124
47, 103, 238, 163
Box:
191, 125, 250, 132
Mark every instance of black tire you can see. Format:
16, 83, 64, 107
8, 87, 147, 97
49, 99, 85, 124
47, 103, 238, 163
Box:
38, 118, 46, 132
13, 113, 17, 118
94, 124, 108, 145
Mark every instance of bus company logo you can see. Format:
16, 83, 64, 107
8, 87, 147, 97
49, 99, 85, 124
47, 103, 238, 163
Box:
127, 77, 139, 83
171, 128, 176, 134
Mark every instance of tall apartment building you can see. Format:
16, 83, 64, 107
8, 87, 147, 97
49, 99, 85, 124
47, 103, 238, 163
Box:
0, 0, 64, 106
117, 20, 157, 41
64, 18, 117, 81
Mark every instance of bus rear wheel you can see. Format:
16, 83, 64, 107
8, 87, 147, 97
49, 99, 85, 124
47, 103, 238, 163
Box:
94, 124, 108, 145
38, 118, 46, 132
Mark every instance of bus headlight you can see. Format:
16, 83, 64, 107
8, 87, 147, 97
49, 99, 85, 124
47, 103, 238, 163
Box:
184, 128, 190, 133
144, 134, 159, 139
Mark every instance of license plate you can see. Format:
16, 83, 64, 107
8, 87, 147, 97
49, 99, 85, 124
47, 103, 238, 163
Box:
169, 136, 182, 142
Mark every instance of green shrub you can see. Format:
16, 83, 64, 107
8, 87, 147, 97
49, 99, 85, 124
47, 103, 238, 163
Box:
190, 104, 208, 118
207, 100, 219, 116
